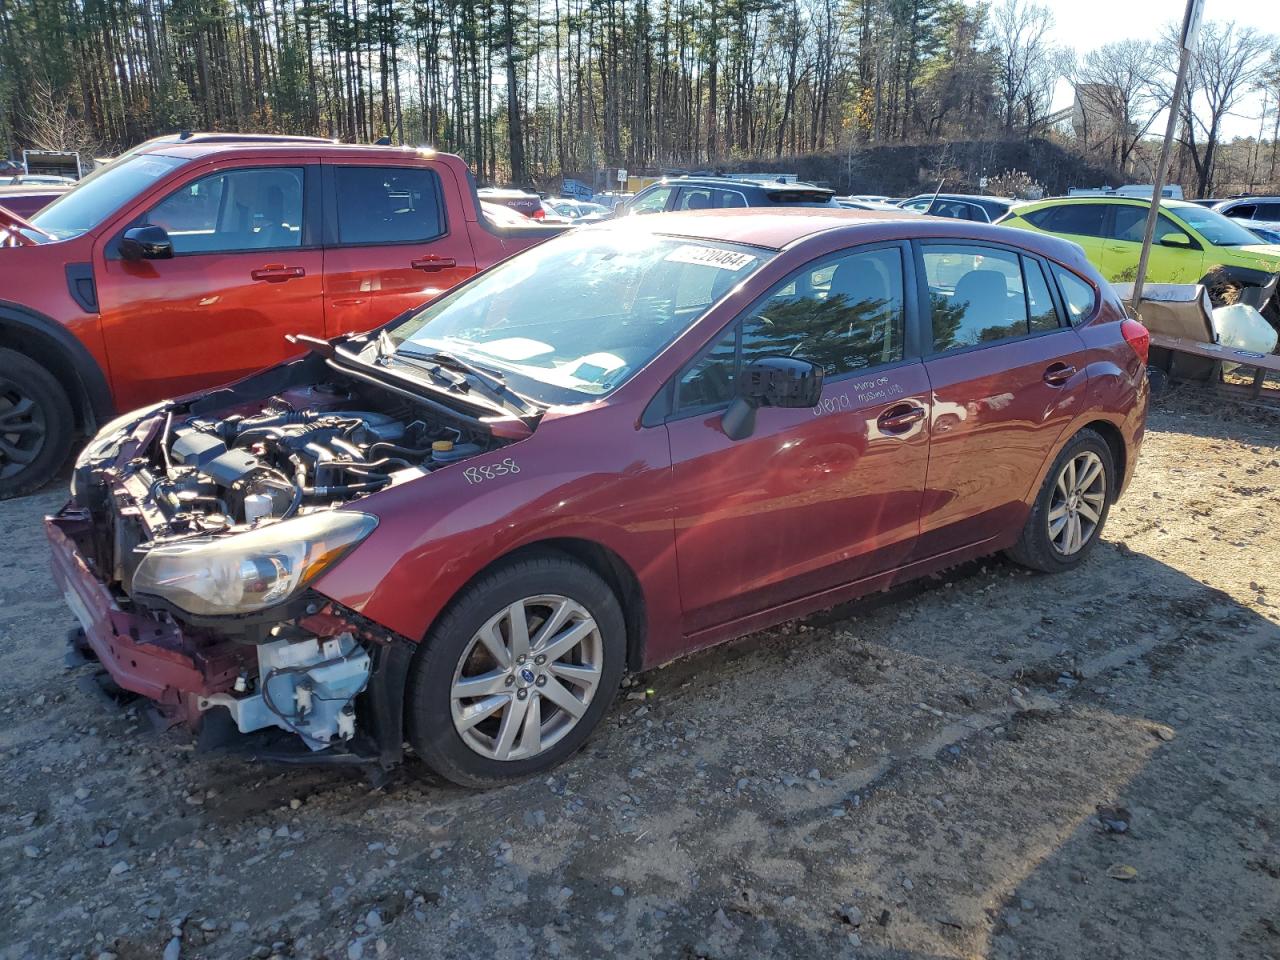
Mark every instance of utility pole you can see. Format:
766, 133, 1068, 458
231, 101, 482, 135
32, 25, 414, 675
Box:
1131, 0, 1203, 310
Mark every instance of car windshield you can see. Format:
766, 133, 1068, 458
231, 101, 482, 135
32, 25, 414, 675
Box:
28, 153, 187, 240
1173, 204, 1266, 247
389, 230, 770, 405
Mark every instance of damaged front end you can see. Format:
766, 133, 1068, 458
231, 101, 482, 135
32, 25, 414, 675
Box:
47, 347, 529, 770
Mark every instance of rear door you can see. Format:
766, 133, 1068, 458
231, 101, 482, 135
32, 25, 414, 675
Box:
1027, 202, 1110, 270
912, 241, 1091, 561
1102, 204, 1205, 283
96, 161, 324, 410
663, 242, 931, 637
321, 159, 477, 335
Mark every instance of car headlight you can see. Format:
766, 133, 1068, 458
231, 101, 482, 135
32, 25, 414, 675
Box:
130, 511, 378, 616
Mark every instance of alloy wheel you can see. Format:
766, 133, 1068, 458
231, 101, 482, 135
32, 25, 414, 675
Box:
449, 594, 604, 762
0, 378, 46, 480
1048, 450, 1106, 556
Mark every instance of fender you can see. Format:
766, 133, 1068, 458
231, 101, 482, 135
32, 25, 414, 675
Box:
0, 300, 114, 427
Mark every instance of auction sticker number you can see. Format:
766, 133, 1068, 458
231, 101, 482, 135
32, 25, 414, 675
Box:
463, 457, 521, 486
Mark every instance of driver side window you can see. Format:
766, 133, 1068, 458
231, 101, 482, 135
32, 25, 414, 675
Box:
675, 246, 907, 411
147, 167, 305, 254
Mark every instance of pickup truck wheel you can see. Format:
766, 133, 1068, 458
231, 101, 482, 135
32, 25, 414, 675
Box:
0, 348, 73, 499
406, 552, 626, 788
1006, 429, 1114, 573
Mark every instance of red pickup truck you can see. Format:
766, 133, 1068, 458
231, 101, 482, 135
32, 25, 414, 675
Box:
0, 133, 562, 498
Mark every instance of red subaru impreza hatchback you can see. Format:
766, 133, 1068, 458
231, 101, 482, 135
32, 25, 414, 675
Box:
48, 209, 1148, 787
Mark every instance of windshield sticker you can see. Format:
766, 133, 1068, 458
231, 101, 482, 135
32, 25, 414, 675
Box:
664, 245, 756, 271
136, 159, 174, 178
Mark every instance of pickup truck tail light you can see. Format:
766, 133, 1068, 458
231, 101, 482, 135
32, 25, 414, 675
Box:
530, 207, 545, 220
1121, 317, 1150, 364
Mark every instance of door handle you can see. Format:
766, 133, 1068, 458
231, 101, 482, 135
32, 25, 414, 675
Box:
877, 402, 926, 433
251, 264, 306, 282
1043, 362, 1077, 386
411, 256, 457, 272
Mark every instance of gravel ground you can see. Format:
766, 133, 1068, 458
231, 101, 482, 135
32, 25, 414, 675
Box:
1, 389, 1278, 960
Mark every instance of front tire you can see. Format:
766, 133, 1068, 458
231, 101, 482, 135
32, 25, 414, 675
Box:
405, 551, 626, 788
0, 348, 74, 500
1006, 429, 1115, 573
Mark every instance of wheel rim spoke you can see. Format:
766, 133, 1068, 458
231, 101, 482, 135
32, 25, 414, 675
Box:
519, 694, 543, 756
548, 661, 601, 689
0, 436, 37, 464
1077, 500, 1100, 523
531, 598, 574, 648
451, 669, 510, 700
1077, 458, 1102, 491
492, 693, 530, 760
538, 619, 594, 663
476, 617, 513, 669
539, 676, 587, 718
505, 602, 531, 661
455, 694, 508, 732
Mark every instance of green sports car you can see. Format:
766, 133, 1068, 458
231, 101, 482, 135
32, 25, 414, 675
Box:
998, 197, 1280, 320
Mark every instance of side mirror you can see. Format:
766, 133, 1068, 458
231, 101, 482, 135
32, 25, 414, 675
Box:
722, 356, 824, 440
1159, 232, 1193, 249
120, 225, 174, 261
613, 200, 627, 217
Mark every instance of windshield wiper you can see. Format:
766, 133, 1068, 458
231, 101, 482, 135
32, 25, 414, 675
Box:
395, 346, 542, 418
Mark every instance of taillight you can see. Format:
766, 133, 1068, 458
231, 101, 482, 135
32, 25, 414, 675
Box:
531, 207, 545, 220
1121, 317, 1150, 364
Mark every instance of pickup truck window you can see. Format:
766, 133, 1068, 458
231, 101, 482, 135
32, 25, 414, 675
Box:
29, 153, 186, 240
148, 167, 304, 253
390, 231, 769, 404
335, 166, 443, 244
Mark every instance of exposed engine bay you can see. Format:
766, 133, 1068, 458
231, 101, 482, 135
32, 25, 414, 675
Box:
119, 382, 491, 540
58, 352, 525, 763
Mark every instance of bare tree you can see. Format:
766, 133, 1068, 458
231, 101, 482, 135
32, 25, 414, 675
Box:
1165, 21, 1271, 197
989, 0, 1055, 134
1073, 40, 1166, 173
21, 78, 96, 155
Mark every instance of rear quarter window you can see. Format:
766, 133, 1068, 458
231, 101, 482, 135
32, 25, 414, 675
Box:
1051, 264, 1098, 324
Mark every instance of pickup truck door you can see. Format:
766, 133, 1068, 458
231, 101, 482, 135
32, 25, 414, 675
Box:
320, 159, 478, 335
95, 161, 325, 411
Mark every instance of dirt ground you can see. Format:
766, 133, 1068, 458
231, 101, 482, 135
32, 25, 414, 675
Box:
1, 388, 1278, 960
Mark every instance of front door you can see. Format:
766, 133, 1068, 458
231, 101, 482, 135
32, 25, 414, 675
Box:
96, 162, 324, 410
1101, 204, 1205, 284
665, 243, 931, 637
912, 241, 1092, 559
321, 161, 477, 336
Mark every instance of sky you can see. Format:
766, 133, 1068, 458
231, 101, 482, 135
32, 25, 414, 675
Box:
1036, 0, 1276, 140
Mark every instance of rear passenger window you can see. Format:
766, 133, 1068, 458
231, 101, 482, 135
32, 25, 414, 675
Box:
1051, 265, 1098, 324
334, 166, 442, 245
1024, 259, 1060, 332
1027, 204, 1108, 237
924, 245, 1061, 351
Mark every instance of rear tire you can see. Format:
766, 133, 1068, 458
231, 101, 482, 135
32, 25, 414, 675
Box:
1006, 429, 1115, 573
0, 348, 74, 499
405, 551, 626, 788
